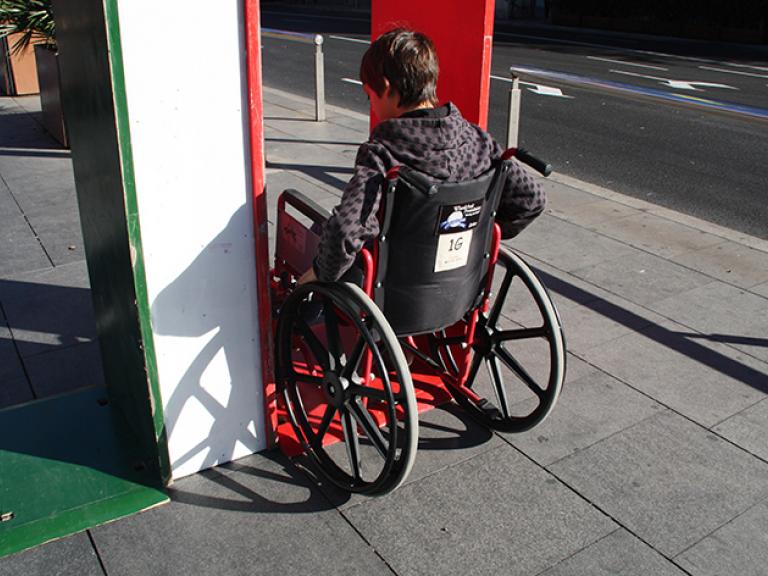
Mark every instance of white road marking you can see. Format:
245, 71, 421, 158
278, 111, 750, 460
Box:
328, 34, 370, 45
610, 69, 738, 91
725, 63, 768, 72
490, 74, 573, 98
587, 56, 668, 71
341, 77, 363, 85
699, 65, 768, 79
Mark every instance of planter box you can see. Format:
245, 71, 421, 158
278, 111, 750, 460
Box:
0, 33, 40, 95
34, 44, 67, 147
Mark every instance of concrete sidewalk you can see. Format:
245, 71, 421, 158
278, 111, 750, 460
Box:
2, 88, 768, 575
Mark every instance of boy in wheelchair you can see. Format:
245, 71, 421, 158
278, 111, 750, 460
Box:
275, 28, 562, 495
299, 28, 545, 286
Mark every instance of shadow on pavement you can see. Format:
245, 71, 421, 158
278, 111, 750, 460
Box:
538, 268, 768, 393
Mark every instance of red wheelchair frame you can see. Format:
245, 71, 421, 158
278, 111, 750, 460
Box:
270, 149, 565, 495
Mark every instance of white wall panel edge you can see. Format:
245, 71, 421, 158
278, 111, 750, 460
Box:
114, 0, 266, 479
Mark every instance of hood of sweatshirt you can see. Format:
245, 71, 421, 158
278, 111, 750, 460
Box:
367, 103, 500, 183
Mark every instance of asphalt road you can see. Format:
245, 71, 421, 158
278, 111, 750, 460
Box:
261, 9, 768, 239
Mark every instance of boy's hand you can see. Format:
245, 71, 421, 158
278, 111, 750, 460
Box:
298, 268, 317, 285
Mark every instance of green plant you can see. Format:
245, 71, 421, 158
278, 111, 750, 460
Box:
0, 0, 55, 55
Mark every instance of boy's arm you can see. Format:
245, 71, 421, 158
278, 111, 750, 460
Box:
313, 144, 386, 282
496, 155, 546, 239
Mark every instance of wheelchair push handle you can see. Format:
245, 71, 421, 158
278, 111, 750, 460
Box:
503, 148, 553, 177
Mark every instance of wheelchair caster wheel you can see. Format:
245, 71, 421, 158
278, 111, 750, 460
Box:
276, 282, 418, 495
441, 248, 565, 432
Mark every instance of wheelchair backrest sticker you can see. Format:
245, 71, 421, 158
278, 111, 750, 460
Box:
436, 200, 483, 235
434, 230, 473, 273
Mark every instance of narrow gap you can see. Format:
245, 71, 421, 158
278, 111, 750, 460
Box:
0, 301, 37, 400
86, 530, 109, 576
672, 493, 768, 560
0, 171, 56, 268
334, 507, 400, 576
530, 528, 622, 576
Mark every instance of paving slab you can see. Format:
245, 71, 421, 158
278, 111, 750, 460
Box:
549, 410, 768, 557
675, 499, 768, 576
571, 250, 715, 307
0, 531, 102, 576
0, 260, 96, 358
591, 212, 725, 259
670, 240, 768, 290
582, 320, 767, 427
712, 397, 768, 461
502, 370, 664, 466
509, 214, 639, 273
342, 444, 616, 576
0, 97, 59, 150
23, 341, 104, 399
92, 450, 393, 576
649, 281, 768, 364
539, 529, 688, 576
539, 178, 602, 211
533, 280, 667, 356
0, 178, 51, 276
22, 194, 85, 268
547, 195, 643, 228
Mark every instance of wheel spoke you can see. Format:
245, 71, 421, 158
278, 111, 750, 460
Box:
349, 398, 389, 459
349, 384, 395, 403
311, 404, 337, 448
322, 295, 343, 370
296, 317, 330, 371
341, 336, 367, 379
497, 326, 548, 341
291, 372, 324, 387
340, 407, 362, 481
439, 330, 460, 374
488, 267, 515, 326
486, 355, 511, 419
495, 346, 546, 400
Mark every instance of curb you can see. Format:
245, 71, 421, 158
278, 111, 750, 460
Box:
549, 172, 768, 254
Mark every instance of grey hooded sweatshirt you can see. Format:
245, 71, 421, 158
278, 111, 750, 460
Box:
313, 103, 545, 282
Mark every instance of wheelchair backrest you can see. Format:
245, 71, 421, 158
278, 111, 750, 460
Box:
373, 161, 510, 336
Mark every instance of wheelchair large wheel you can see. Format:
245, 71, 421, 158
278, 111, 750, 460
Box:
440, 247, 565, 433
276, 281, 418, 495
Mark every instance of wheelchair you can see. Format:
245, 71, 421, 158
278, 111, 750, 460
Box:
271, 148, 565, 496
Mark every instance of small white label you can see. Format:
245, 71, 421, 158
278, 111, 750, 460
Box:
434, 230, 473, 272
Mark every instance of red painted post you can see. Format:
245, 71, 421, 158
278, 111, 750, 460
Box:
244, 0, 278, 447
371, 0, 496, 129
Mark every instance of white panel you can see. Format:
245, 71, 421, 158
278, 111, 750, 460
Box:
115, 0, 265, 478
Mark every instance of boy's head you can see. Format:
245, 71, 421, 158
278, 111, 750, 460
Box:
360, 28, 439, 111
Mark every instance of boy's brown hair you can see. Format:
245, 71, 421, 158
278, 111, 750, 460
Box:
360, 28, 439, 108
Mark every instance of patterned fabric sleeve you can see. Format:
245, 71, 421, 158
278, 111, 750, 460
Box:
493, 141, 547, 239
313, 143, 387, 282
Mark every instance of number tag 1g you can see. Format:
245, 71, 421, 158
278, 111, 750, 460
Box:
434, 230, 473, 272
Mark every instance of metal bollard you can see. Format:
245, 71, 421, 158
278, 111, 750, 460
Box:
314, 35, 326, 122
506, 72, 521, 149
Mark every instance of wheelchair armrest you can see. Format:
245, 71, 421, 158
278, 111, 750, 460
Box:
279, 189, 332, 227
